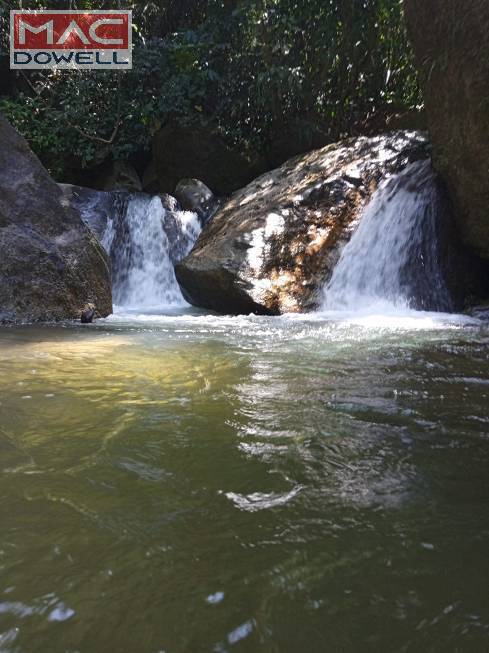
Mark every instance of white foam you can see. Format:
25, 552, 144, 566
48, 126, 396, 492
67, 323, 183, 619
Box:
103, 195, 201, 309
322, 161, 451, 313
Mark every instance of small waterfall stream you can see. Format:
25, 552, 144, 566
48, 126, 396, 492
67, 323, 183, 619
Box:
103, 194, 201, 308
322, 161, 452, 312
100, 161, 454, 316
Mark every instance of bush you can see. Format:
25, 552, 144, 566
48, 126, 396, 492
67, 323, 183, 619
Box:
0, 0, 422, 179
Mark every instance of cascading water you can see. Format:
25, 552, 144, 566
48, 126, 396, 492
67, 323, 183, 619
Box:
103, 194, 201, 308
321, 160, 452, 312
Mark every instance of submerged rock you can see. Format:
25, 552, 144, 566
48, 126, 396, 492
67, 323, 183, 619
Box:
0, 114, 112, 324
405, 0, 489, 259
175, 131, 429, 314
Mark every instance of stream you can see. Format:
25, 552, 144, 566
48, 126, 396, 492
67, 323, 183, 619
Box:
1, 306, 489, 651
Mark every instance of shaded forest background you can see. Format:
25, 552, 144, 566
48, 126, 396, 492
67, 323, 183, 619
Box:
0, 0, 422, 183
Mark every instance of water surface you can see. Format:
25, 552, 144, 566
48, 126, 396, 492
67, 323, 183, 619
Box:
1, 308, 488, 652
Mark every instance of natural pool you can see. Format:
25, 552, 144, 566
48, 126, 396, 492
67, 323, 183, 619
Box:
1, 308, 488, 652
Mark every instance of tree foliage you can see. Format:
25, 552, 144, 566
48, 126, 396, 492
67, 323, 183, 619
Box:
0, 0, 421, 179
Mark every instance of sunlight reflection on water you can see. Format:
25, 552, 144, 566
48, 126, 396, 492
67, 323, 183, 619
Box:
0, 309, 488, 651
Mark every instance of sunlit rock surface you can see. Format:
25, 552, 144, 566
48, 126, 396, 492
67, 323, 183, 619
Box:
405, 0, 489, 259
0, 114, 112, 324
175, 131, 429, 314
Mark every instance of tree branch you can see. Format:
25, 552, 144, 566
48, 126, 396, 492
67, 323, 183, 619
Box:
68, 76, 122, 145
70, 119, 121, 144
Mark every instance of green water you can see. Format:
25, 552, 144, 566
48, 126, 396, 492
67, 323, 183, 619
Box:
1, 309, 489, 652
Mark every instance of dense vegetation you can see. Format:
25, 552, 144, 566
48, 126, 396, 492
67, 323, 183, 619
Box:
0, 0, 421, 180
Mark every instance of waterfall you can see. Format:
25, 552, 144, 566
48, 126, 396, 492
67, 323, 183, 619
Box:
103, 194, 201, 308
321, 161, 452, 312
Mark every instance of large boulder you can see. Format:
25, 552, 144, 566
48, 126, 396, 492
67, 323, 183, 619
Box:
151, 121, 266, 195
175, 131, 429, 315
404, 0, 489, 258
0, 114, 112, 324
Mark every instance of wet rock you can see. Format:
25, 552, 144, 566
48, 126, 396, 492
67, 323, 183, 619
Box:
174, 178, 219, 228
0, 113, 112, 324
174, 178, 214, 212
175, 131, 430, 315
59, 184, 120, 242
467, 302, 489, 320
158, 193, 181, 213
405, 0, 489, 259
80, 304, 96, 323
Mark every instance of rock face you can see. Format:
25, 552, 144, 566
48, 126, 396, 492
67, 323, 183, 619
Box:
404, 0, 489, 258
152, 121, 266, 195
0, 114, 112, 324
175, 131, 429, 314
59, 184, 120, 242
